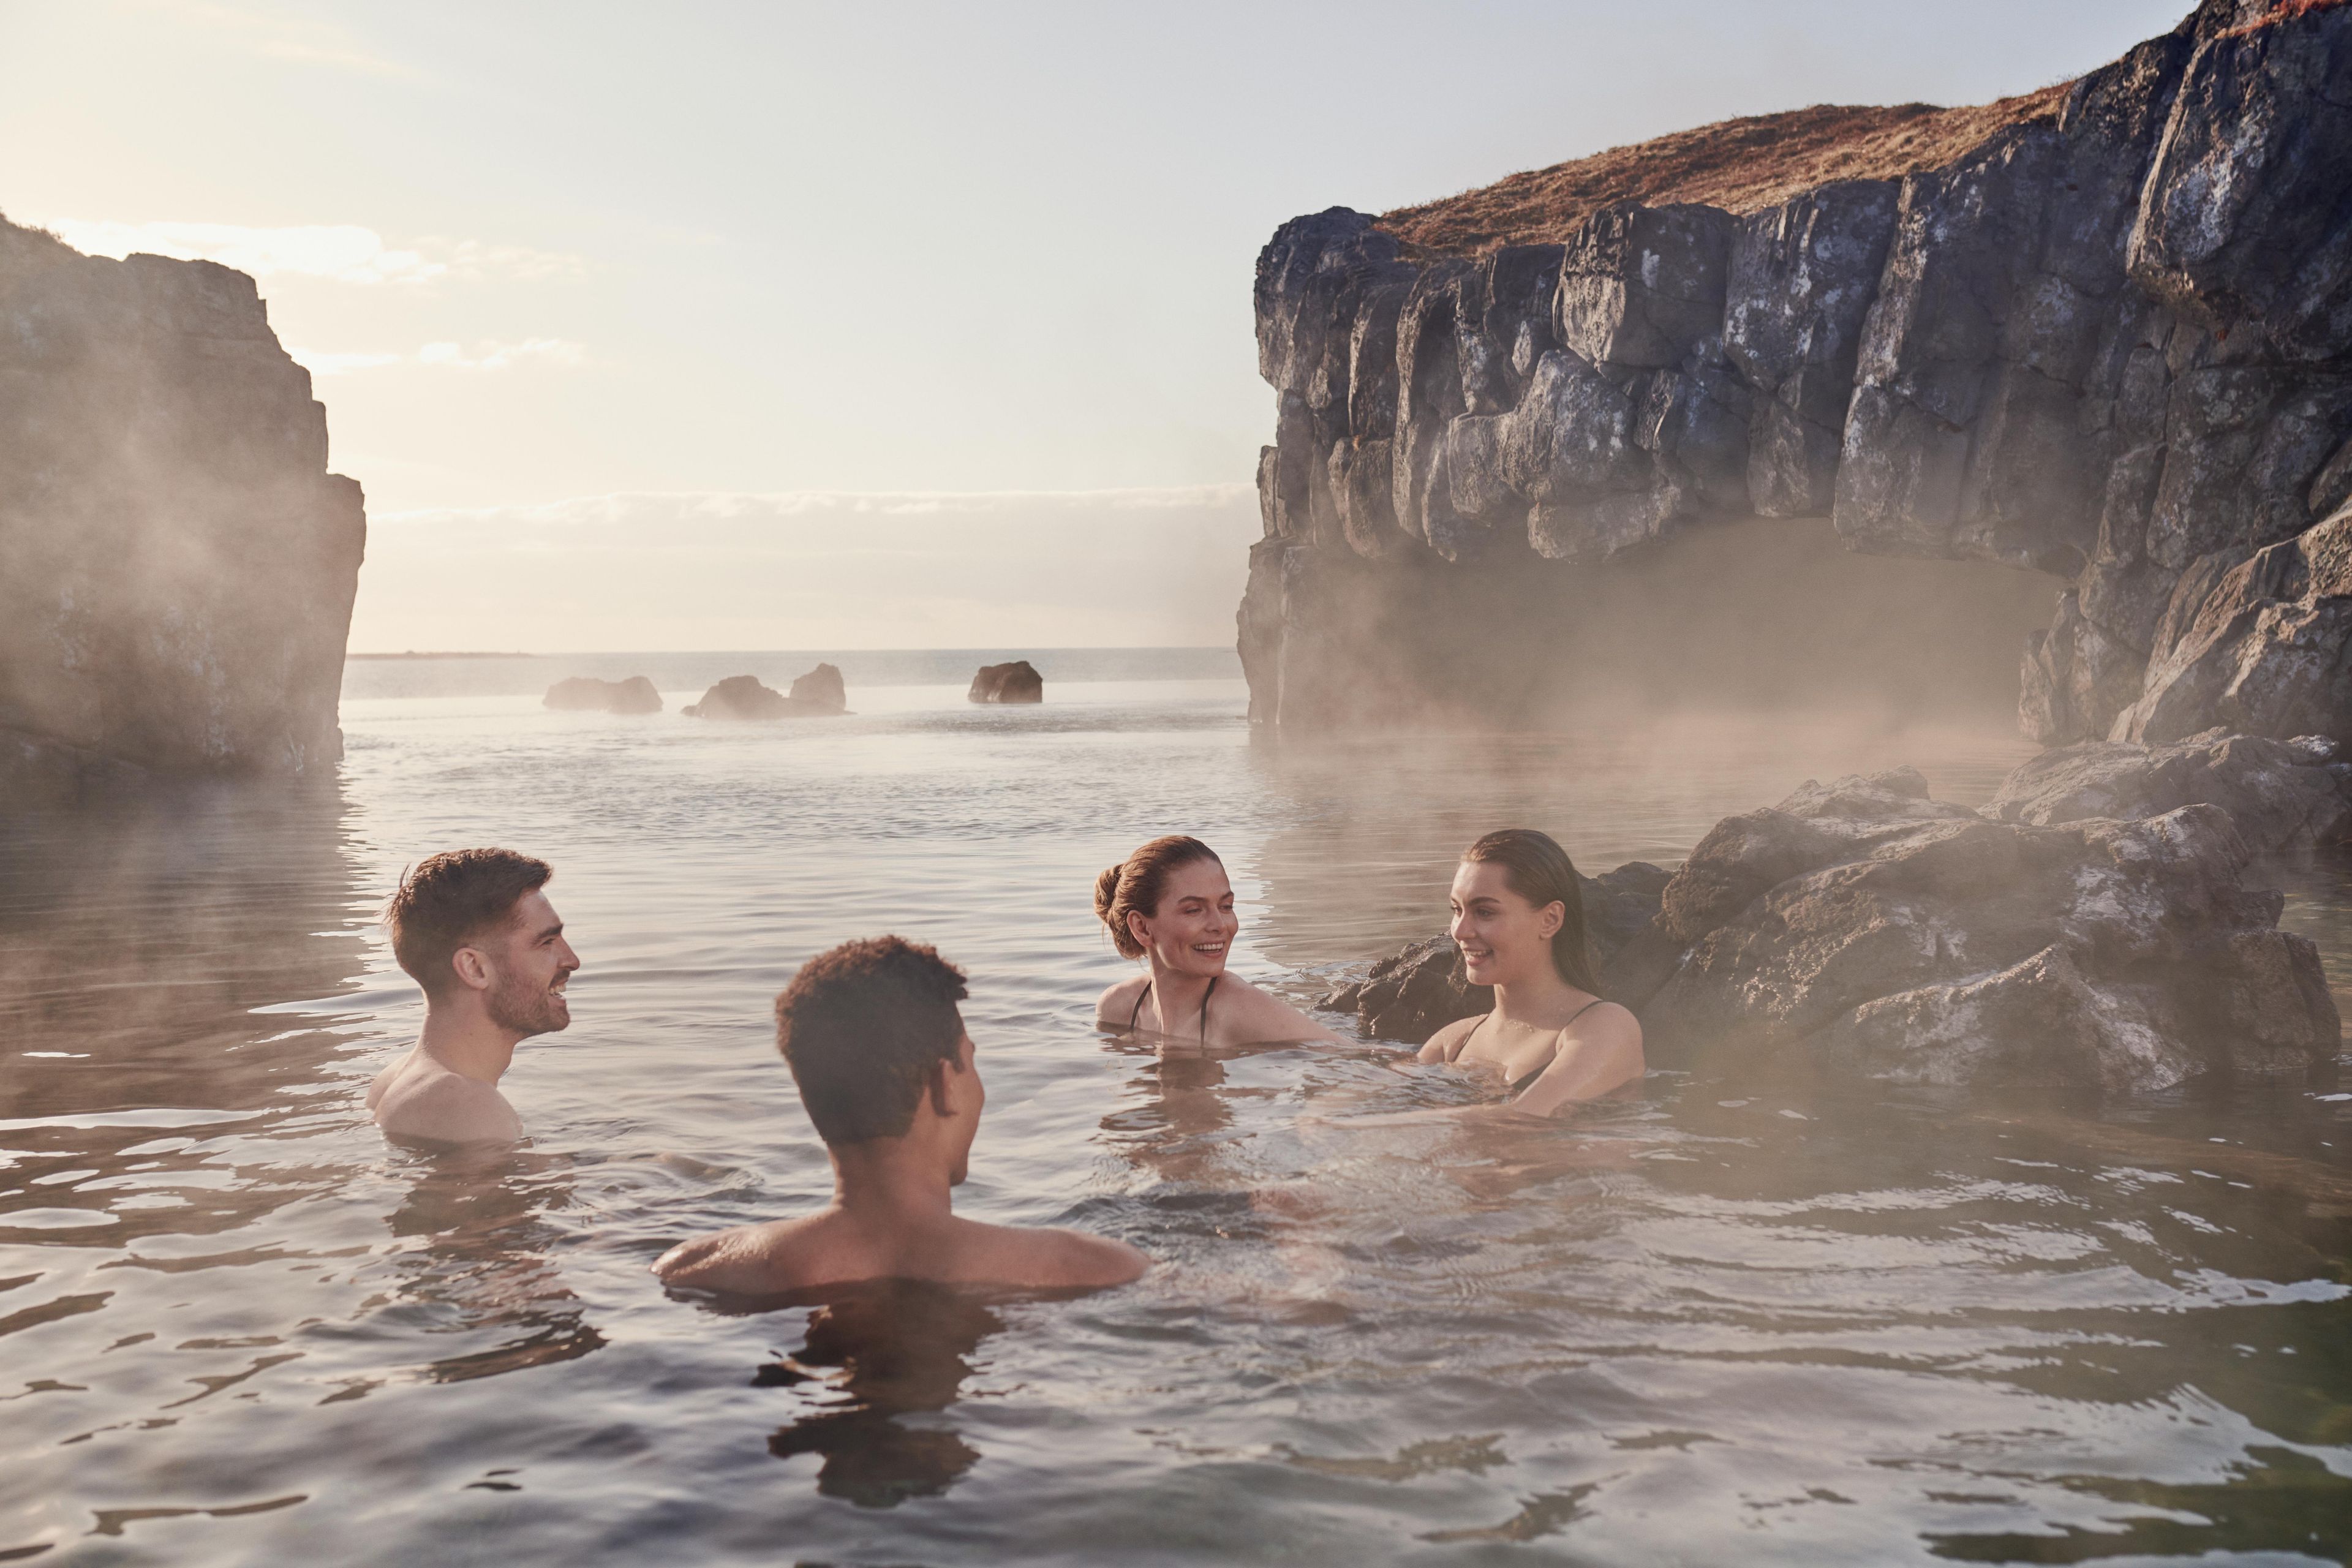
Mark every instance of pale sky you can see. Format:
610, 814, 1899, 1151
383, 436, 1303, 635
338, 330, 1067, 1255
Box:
1, 0, 2191, 650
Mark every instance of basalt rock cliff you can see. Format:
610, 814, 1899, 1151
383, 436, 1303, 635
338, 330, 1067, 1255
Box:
0, 216, 366, 789
1243, 0, 2352, 743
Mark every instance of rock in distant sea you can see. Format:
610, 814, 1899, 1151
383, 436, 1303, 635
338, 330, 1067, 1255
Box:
684, 666, 848, 720
544, 676, 663, 714
969, 660, 1044, 704
790, 662, 847, 712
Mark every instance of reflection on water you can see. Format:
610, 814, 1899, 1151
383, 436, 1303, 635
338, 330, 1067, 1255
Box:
1, 683, 2348, 1564
386, 1149, 606, 1384
752, 1281, 1001, 1507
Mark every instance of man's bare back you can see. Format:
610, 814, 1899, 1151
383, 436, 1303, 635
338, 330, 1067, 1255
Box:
654, 1208, 1145, 1296
367, 1049, 525, 1147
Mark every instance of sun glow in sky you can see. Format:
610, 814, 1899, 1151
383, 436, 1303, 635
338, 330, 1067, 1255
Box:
0, 0, 2192, 650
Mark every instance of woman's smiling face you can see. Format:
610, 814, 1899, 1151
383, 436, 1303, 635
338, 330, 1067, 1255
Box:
1449, 858, 1561, 989
1129, 856, 1238, 978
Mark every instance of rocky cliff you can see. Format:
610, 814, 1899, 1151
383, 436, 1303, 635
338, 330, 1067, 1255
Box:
1243, 0, 2352, 743
0, 216, 365, 787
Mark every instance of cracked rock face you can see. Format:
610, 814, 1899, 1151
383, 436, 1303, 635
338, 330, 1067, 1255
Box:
1616, 768, 2338, 1091
0, 217, 366, 783
1981, 725, 2351, 854
1242, 0, 2352, 745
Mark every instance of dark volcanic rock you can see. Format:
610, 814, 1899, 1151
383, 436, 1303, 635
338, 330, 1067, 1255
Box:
1981, 726, 2352, 854
683, 667, 846, 721
1238, 1, 2352, 748
543, 676, 662, 714
1628, 768, 2337, 1091
968, 660, 1044, 704
1322, 861, 1670, 1042
2117, 506, 2352, 747
0, 216, 364, 782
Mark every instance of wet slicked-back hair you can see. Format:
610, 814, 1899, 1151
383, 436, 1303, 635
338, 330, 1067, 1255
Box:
774, 937, 971, 1145
385, 848, 552, 997
1462, 828, 1603, 997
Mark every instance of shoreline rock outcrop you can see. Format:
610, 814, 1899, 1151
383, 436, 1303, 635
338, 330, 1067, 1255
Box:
0, 215, 366, 785
544, 676, 663, 714
968, 660, 1044, 704
1241, 0, 2352, 747
683, 665, 848, 720
1330, 745, 2342, 1091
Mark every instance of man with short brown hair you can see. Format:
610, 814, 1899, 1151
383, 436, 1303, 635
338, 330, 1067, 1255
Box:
367, 848, 579, 1145
654, 936, 1146, 1294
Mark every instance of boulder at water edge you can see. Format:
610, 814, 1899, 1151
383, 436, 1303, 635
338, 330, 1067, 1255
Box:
1613, 768, 2337, 1091
969, 660, 1044, 704
544, 676, 663, 714
1981, 728, 2351, 856
684, 666, 847, 720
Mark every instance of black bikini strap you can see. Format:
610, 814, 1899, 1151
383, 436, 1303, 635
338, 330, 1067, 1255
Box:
1129, 981, 1151, 1031
1199, 975, 1218, 1044
1564, 997, 1605, 1028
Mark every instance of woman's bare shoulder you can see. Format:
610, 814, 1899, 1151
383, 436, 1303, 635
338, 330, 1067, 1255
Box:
1221, 976, 1341, 1043
1568, 1000, 1642, 1048
1095, 973, 1147, 1024
1418, 1013, 1483, 1063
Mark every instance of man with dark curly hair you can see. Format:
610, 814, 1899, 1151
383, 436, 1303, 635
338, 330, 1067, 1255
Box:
654, 935, 1147, 1294
368, 848, 580, 1145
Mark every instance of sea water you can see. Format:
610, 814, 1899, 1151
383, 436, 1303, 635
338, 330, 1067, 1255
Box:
2, 654, 2348, 1564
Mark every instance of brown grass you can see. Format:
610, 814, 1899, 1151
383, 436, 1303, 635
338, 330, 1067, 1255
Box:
1377, 86, 2071, 258
2225, 0, 2351, 34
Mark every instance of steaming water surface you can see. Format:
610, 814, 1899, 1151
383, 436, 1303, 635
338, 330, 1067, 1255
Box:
5, 660, 2350, 1564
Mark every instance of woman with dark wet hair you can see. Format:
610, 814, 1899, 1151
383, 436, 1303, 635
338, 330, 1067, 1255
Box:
1093, 835, 1337, 1047
1417, 828, 1644, 1113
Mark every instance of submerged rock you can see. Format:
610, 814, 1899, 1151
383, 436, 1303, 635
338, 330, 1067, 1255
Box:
968, 660, 1044, 704
543, 676, 663, 715
1619, 768, 2337, 1091
1981, 726, 2352, 854
683, 666, 846, 721
1322, 861, 1670, 1042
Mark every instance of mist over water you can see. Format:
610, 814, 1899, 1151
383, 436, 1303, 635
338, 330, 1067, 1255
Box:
3, 662, 2349, 1563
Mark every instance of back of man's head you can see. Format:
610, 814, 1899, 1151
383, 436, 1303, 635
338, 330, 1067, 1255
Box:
386, 848, 552, 998
774, 937, 969, 1145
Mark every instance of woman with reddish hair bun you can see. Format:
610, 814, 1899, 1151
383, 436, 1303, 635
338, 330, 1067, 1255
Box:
1093, 835, 1337, 1047
1418, 828, 1645, 1113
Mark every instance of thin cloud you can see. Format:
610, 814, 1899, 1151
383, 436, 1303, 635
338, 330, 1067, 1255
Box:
141, 0, 425, 81
36, 219, 584, 285
292, 339, 589, 376
377, 486, 1256, 525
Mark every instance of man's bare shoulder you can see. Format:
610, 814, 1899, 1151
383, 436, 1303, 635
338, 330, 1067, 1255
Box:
1419, 1013, 1483, 1063
652, 1217, 831, 1295
957, 1219, 1148, 1289
372, 1061, 521, 1147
